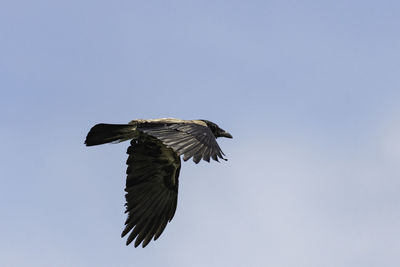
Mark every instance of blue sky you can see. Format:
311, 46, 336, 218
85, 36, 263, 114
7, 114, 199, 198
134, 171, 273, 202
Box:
1, 0, 400, 266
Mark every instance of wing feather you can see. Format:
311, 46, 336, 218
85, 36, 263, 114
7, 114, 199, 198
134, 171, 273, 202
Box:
122, 134, 180, 247
138, 122, 226, 163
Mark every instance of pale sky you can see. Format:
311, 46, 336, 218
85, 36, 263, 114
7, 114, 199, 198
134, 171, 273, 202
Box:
1, 0, 400, 266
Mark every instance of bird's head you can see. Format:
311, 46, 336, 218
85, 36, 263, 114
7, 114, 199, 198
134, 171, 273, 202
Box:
201, 120, 233, 139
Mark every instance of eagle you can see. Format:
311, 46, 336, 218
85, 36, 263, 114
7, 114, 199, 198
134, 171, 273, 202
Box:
85, 118, 232, 247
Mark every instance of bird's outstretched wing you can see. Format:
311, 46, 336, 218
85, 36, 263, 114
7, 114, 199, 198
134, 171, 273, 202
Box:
137, 122, 226, 163
121, 134, 181, 248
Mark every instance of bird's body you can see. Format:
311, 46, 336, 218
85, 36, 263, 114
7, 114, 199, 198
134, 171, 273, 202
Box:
85, 118, 232, 247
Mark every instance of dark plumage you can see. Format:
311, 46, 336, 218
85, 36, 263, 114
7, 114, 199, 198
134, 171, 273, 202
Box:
85, 118, 232, 247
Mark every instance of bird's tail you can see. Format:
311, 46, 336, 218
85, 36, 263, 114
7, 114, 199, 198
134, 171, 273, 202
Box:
85, 123, 137, 146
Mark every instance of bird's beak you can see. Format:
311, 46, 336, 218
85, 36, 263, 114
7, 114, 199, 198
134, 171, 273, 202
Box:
220, 131, 233, 138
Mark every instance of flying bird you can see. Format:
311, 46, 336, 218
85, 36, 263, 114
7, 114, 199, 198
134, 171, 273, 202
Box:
85, 118, 232, 247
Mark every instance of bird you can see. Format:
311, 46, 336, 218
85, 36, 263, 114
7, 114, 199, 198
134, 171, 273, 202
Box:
85, 118, 232, 247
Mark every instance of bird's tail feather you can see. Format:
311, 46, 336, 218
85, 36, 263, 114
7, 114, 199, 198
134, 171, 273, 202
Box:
85, 123, 137, 146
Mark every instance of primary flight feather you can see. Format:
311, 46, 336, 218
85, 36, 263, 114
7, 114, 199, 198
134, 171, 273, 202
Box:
85, 118, 232, 247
